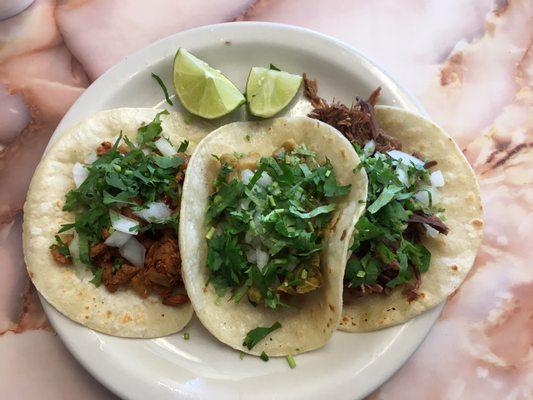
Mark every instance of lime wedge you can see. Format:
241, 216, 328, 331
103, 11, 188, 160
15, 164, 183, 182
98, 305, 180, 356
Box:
172, 48, 245, 119
246, 67, 303, 118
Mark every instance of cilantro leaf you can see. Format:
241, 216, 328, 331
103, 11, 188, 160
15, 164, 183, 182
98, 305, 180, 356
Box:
136, 110, 169, 145
153, 155, 184, 169
151, 73, 173, 106
324, 170, 351, 197
367, 185, 403, 214
242, 322, 281, 350
288, 204, 335, 219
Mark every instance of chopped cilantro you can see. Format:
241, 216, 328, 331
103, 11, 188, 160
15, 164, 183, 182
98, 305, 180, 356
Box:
239, 351, 246, 360
286, 354, 296, 369
269, 64, 281, 71
206, 145, 350, 308
183, 332, 190, 340
49, 235, 72, 261
55, 113, 187, 285
136, 110, 169, 146
151, 73, 173, 106
346, 148, 444, 290
260, 351, 269, 362
243, 322, 281, 350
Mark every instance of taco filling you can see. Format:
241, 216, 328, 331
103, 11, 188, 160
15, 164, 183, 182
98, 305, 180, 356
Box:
304, 76, 449, 301
49, 111, 189, 307
205, 141, 352, 309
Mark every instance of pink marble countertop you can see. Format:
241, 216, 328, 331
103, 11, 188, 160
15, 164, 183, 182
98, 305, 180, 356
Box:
1, 1, 531, 399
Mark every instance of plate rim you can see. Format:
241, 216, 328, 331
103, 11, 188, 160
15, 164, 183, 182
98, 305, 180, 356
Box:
41, 21, 442, 400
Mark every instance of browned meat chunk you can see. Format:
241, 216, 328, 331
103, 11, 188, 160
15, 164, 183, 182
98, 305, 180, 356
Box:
145, 232, 180, 276
90, 242, 108, 258
96, 141, 112, 156
50, 248, 72, 265
102, 263, 141, 293
162, 294, 189, 307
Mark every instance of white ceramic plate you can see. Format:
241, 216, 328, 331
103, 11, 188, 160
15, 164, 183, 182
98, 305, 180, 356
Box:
41, 22, 442, 400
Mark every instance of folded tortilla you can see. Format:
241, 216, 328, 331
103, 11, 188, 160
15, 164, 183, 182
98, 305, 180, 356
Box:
23, 108, 209, 338
339, 106, 484, 332
180, 116, 368, 356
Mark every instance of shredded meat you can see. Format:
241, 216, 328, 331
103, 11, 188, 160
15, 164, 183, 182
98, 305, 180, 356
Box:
303, 74, 401, 152
424, 160, 438, 169
303, 74, 450, 301
162, 294, 189, 307
409, 211, 450, 235
96, 141, 112, 156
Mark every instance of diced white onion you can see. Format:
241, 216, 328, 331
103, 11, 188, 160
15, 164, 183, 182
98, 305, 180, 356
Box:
245, 248, 257, 263
387, 150, 424, 167
110, 210, 139, 235
84, 153, 97, 164
72, 162, 89, 188
133, 202, 171, 223
119, 237, 145, 267
104, 230, 132, 247
257, 172, 273, 187
256, 248, 269, 270
414, 187, 441, 207
154, 137, 177, 156
430, 170, 445, 188
363, 140, 376, 156
239, 198, 251, 210
424, 223, 440, 238
241, 169, 254, 185
142, 148, 151, 156
244, 230, 254, 244
395, 166, 409, 186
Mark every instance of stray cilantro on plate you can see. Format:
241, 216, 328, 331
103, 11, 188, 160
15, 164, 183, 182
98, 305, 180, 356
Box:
151, 73, 174, 106
243, 322, 282, 350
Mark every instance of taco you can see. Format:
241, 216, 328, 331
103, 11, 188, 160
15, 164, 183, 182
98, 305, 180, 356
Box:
23, 108, 209, 338
303, 79, 483, 331
180, 117, 367, 356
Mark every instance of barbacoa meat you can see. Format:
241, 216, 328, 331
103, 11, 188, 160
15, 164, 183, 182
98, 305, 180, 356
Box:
304, 74, 401, 152
303, 74, 449, 301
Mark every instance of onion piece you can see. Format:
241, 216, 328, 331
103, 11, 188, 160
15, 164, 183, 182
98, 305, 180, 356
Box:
395, 166, 409, 186
104, 230, 132, 247
241, 169, 254, 185
363, 140, 376, 156
387, 150, 424, 168
414, 187, 441, 207
142, 148, 151, 156
256, 248, 269, 270
110, 210, 139, 235
245, 248, 257, 263
424, 223, 440, 238
430, 170, 445, 187
72, 162, 89, 188
154, 137, 177, 156
119, 237, 145, 267
257, 172, 273, 187
133, 202, 171, 223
